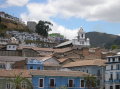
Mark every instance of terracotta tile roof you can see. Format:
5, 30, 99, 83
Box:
44, 62, 61, 67
31, 70, 89, 77
0, 69, 32, 78
18, 46, 72, 53
0, 56, 26, 62
57, 58, 69, 63
18, 46, 54, 52
63, 59, 107, 68
54, 47, 72, 53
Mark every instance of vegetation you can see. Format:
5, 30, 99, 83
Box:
84, 75, 97, 89
0, 17, 29, 37
8, 73, 33, 89
86, 32, 120, 49
49, 33, 64, 38
36, 20, 53, 38
56, 86, 68, 89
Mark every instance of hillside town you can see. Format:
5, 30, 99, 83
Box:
0, 8, 120, 89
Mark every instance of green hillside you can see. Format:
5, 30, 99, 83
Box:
86, 32, 120, 49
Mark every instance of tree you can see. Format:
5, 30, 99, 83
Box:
36, 20, 53, 38
8, 73, 33, 89
84, 75, 97, 89
111, 45, 118, 50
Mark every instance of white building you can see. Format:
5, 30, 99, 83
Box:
72, 27, 90, 46
6, 37, 18, 51
105, 54, 120, 89
55, 27, 90, 48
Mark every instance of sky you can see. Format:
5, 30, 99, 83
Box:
0, 0, 120, 39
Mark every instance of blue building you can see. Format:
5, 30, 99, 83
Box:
27, 59, 43, 70
31, 70, 89, 89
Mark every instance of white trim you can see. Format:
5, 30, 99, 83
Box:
68, 79, 74, 88
6, 82, 11, 89
38, 78, 44, 88
80, 79, 85, 88
49, 78, 55, 88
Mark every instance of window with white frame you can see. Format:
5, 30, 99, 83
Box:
49, 78, 55, 87
68, 79, 74, 87
80, 80, 85, 87
21, 82, 26, 89
6, 82, 11, 89
39, 78, 44, 88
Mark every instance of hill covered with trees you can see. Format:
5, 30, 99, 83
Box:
86, 32, 120, 49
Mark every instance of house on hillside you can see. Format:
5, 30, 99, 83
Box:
31, 70, 89, 89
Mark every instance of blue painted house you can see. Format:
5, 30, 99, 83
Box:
31, 70, 89, 89
27, 59, 43, 70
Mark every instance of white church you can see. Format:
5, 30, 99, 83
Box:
55, 27, 90, 48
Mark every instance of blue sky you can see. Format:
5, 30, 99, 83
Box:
0, 0, 120, 39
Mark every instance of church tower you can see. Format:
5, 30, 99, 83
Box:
72, 27, 90, 47
78, 26, 85, 41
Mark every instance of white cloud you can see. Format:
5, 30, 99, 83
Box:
20, 0, 120, 39
0, 0, 29, 7
50, 22, 78, 40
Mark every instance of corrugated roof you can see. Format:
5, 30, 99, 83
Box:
63, 59, 106, 68
55, 41, 72, 48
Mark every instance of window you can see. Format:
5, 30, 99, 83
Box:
9, 46, 11, 48
6, 82, 11, 89
97, 70, 100, 76
87, 70, 88, 73
0, 64, 5, 69
116, 64, 120, 70
50, 79, 55, 87
80, 80, 84, 87
81, 34, 83, 38
110, 86, 113, 89
13, 46, 15, 48
21, 82, 26, 89
110, 74, 113, 80
108, 58, 110, 62
37, 67, 40, 70
68, 79, 74, 87
112, 58, 115, 62
39, 78, 44, 88
116, 73, 119, 80
111, 65, 113, 70
119, 57, 120, 62
30, 66, 33, 69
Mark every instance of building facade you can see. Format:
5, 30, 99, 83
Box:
105, 55, 120, 89
63, 59, 106, 89
27, 59, 43, 70
32, 70, 89, 89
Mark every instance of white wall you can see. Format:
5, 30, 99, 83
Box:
6, 45, 17, 50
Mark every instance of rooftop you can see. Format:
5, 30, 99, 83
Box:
0, 69, 32, 78
63, 59, 106, 68
31, 70, 89, 77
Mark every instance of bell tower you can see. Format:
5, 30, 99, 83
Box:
78, 26, 85, 41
